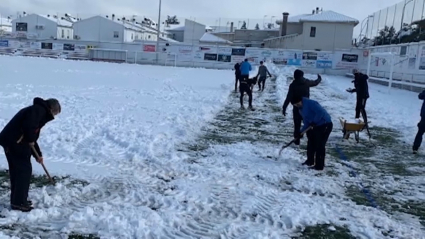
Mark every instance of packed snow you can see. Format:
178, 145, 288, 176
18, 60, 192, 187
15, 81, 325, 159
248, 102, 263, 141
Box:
0, 55, 423, 239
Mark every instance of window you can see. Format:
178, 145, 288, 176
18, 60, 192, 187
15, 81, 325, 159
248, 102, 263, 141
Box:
16, 22, 28, 31
400, 46, 407, 56
148, 35, 151, 39
310, 26, 316, 37
131, 33, 133, 40
113, 31, 119, 38
61, 29, 64, 38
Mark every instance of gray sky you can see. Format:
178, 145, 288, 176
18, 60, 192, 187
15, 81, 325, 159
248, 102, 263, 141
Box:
0, 0, 411, 37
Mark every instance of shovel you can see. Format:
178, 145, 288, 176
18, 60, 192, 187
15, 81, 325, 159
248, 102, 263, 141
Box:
30, 145, 55, 184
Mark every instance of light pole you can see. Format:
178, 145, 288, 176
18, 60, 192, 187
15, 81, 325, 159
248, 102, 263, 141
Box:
263, 15, 267, 29
270, 16, 276, 28
155, 0, 162, 62
400, 0, 413, 32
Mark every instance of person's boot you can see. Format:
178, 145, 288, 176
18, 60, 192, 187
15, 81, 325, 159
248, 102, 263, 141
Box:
248, 105, 255, 111
11, 203, 33, 212
302, 159, 314, 166
240, 105, 245, 110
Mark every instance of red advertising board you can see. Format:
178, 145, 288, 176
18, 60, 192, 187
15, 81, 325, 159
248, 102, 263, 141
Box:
143, 45, 156, 52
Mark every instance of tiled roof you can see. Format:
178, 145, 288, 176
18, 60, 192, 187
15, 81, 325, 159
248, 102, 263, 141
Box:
277, 11, 358, 25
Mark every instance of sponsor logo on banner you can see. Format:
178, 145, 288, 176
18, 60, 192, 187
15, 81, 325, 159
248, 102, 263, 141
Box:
217, 54, 231, 62
287, 59, 301, 65
178, 46, 192, 53
302, 52, 318, 60
302, 60, 316, 68
204, 53, 217, 61
0, 40, 8, 47
231, 48, 245, 56
143, 45, 156, 52
316, 60, 332, 68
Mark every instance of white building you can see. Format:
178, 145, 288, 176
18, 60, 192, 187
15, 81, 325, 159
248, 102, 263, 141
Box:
0, 15, 12, 33
166, 19, 208, 43
265, 10, 359, 51
72, 15, 159, 43
11, 13, 73, 39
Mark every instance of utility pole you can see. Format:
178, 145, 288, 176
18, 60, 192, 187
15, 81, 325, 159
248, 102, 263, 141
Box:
155, 0, 162, 64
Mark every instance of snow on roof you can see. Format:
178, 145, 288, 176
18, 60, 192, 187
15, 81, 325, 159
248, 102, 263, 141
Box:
160, 35, 179, 42
39, 14, 73, 27
0, 17, 12, 26
209, 26, 231, 33
199, 32, 231, 43
168, 25, 185, 31
277, 10, 358, 25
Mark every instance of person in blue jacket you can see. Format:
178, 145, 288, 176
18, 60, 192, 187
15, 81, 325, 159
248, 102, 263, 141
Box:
413, 90, 425, 154
291, 95, 333, 170
238, 59, 254, 110
239, 58, 252, 80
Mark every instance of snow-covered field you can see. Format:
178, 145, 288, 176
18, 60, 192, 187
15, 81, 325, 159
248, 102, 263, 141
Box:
0, 56, 424, 239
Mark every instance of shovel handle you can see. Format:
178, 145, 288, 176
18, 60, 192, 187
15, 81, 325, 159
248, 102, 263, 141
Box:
30, 144, 54, 184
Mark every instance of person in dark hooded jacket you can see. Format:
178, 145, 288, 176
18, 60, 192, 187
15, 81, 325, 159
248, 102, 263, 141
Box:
347, 69, 369, 125
413, 90, 425, 154
282, 69, 322, 145
0, 97, 61, 212
234, 62, 242, 92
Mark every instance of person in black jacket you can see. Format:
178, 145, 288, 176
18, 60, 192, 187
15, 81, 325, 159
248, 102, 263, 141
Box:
347, 69, 369, 127
282, 69, 322, 146
234, 62, 242, 92
0, 97, 61, 212
413, 90, 425, 154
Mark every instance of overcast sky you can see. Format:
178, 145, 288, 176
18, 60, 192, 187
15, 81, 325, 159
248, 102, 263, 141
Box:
0, 0, 409, 36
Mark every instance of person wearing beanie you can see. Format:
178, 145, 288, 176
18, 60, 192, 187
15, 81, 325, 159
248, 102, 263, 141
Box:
347, 69, 369, 131
282, 69, 322, 145
0, 97, 61, 212
291, 96, 332, 170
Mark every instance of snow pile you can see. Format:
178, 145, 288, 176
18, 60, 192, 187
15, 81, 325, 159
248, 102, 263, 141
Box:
0, 56, 232, 177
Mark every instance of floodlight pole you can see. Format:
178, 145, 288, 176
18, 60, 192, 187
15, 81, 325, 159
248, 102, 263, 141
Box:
155, 0, 162, 63
400, 0, 413, 32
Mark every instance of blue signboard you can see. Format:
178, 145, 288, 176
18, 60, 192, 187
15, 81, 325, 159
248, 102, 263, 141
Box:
287, 59, 301, 66
0, 40, 8, 47
316, 60, 332, 69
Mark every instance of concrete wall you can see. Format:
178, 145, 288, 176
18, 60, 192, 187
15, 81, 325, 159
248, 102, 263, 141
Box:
301, 22, 354, 51
183, 19, 206, 44
168, 30, 184, 42
234, 29, 279, 43
286, 23, 303, 35
264, 22, 355, 51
